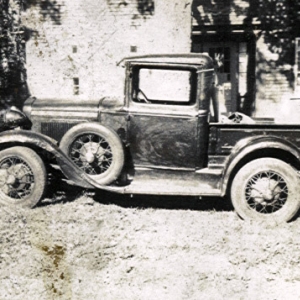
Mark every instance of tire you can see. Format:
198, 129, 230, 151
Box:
0, 146, 47, 208
60, 123, 124, 185
231, 158, 300, 223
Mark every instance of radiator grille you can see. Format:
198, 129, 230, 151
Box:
41, 122, 77, 142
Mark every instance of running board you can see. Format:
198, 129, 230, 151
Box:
110, 167, 223, 196
121, 180, 221, 196
52, 163, 223, 196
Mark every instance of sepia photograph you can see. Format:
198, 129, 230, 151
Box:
1, 0, 300, 299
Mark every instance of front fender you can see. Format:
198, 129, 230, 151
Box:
221, 135, 300, 194
0, 130, 127, 192
0, 130, 97, 189
0, 129, 60, 152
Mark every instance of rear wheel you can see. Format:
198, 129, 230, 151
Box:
0, 146, 46, 208
231, 158, 300, 223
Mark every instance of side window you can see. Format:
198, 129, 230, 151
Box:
295, 38, 300, 88
132, 68, 194, 105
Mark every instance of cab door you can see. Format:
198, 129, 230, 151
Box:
127, 65, 206, 169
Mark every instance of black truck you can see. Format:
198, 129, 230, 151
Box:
1, 54, 300, 223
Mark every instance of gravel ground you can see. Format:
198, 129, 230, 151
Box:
1, 188, 300, 300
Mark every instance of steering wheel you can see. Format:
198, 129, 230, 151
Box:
137, 89, 150, 103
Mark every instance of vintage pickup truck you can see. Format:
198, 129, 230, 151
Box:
1, 53, 300, 223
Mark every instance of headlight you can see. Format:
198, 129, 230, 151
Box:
2, 106, 32, 129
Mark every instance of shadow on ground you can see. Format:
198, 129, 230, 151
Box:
93, 190, 233, 212
38, 174, 233, 212
38, 179, 85, 207
39, 181, 233, 212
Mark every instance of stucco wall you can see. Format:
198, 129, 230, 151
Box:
22, 0, 192, 101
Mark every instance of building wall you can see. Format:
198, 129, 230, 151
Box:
22, 0, 192, 101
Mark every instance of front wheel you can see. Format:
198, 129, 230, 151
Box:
0, 146, 47, 208
231, 158, 300, 223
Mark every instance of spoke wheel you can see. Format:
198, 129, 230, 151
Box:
245, 171, 288, 214
231, 158, 300, 223
60, 123, 124, 185
69, 134, 113, 175
0, 147, 46, 208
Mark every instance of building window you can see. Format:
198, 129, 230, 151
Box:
130, 46, 137, 53
73, 77, 79, 95
295, 38, 300, 88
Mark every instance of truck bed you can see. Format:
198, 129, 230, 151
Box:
209, 122, 300, 156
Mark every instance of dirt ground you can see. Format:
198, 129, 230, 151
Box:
1, 187, 300, 300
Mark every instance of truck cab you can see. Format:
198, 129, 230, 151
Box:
124, 55, 213, 170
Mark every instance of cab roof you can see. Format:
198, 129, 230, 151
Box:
118, 53, 214, 68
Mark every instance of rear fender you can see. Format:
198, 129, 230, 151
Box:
221, 136, 300, 195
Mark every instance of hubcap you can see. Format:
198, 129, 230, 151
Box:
82, 142, 99, 163
6, 174, 16, 185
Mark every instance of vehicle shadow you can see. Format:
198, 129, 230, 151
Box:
93, 190, 234, 212
38, 180, 85, 207
38, 179, 233, 212
37, 184, 300, 222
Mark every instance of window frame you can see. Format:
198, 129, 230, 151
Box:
131, 65, 198, 106
295, 37, 300, 90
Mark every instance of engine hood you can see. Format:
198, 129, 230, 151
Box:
23, 96, 123, 121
